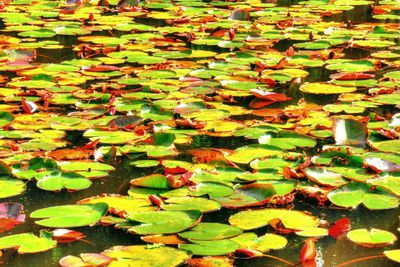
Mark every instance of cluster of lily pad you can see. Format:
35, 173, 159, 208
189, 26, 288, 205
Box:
0, 0, 399, 266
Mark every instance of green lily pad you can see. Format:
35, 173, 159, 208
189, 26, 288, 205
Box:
162, 197, 221, 213
131, 174, 169, 189
384, 250, 400, 263
179, 223, 242, 241
326, 60, 376, 73
214, 182, 277, 208
78, 194, 154, 215
30, 203, 108, 227
0, 178, 26, 198
0, 111, 14, 127
0, 232, 56, 254
229, 208, 319, 230
367, 176, 400, 196
225, 145, 283, 164
37, 172, 92, 191
179, 240, 240, 256
103, 245, 189, 267
249, 233, 288, 252
258, 131, 316, 150
328, 182, 399, 210
347, 228, 397, 247
188, 182, 234, 198
128, 210, 202, 235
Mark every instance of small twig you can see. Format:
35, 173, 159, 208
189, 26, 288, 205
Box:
77, 238, 96, 246
263, 254, 296, 266
337, 254, 386, 267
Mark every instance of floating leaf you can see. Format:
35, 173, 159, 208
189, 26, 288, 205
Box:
300, 83, 357, 94
31, 203, 108, 228
0, 178, 26, 199
347, 228, 397, 247
179, 223, 242, 241
179, 240, 240, 256
59, 253, 111, 267
103, 245, 189, 267
229, 208, 319, 230
127, 210, 201, 235
328, 182, 398, 210
384, 250, 400, 263
0, 232, 56, 254
37, 172, 92, 191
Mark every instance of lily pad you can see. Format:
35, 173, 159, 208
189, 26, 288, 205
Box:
127, 210, 202, 235
103, 245, 189, 267
0, 178, 26, 199
300, 83, 357, 94
179, 223, 243, 241
328, 182, 399, 210
30, 203, 108, 227
179, 240, 240, 256
229, 208, 319, 230
347, 228, 397, 247
0, 232, 56, 254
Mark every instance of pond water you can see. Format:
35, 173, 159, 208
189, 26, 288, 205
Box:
0, 0, 399, 266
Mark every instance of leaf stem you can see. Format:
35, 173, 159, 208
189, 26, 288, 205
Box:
337, 254, 386, 267
263, 254, 296, 266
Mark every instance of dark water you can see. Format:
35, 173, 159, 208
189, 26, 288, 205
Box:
1, 1, 399, 267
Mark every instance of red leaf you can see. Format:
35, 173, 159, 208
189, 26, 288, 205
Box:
148, 194, 163, 207
286, 46, 295, 57
251, 89, 292, 101
21, 97, 38, 114
83, 65, 119, 72
167, 174, 189, 188
83, 139, 100, 149
228, 28, 235, 41
330, 72, 375, 80
175, 118, 206, 129
52, 229, 85, 243
269, 218, 294, 234
328, 218, 351, 239
164, 166, 188, 175
210, 27, 227, 38
300, 238, 317, 263
259, 77, 276, 88
249, 98, 274, 109
165, 17, 191, 25
372, 6, 390, 15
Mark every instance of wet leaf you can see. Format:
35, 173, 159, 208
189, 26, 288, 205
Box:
179, 240, 240, 256
347, 228, 397, 247
127, 210, 202, 235
0, 232, 56, 254
328, 218, 351, 239
179, 223, 242, 241
229, 208, 319, 230
59, 253, 111, 267
103, 245, 189, 267
31, 203, 108, 228
384, 249, 400, 263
